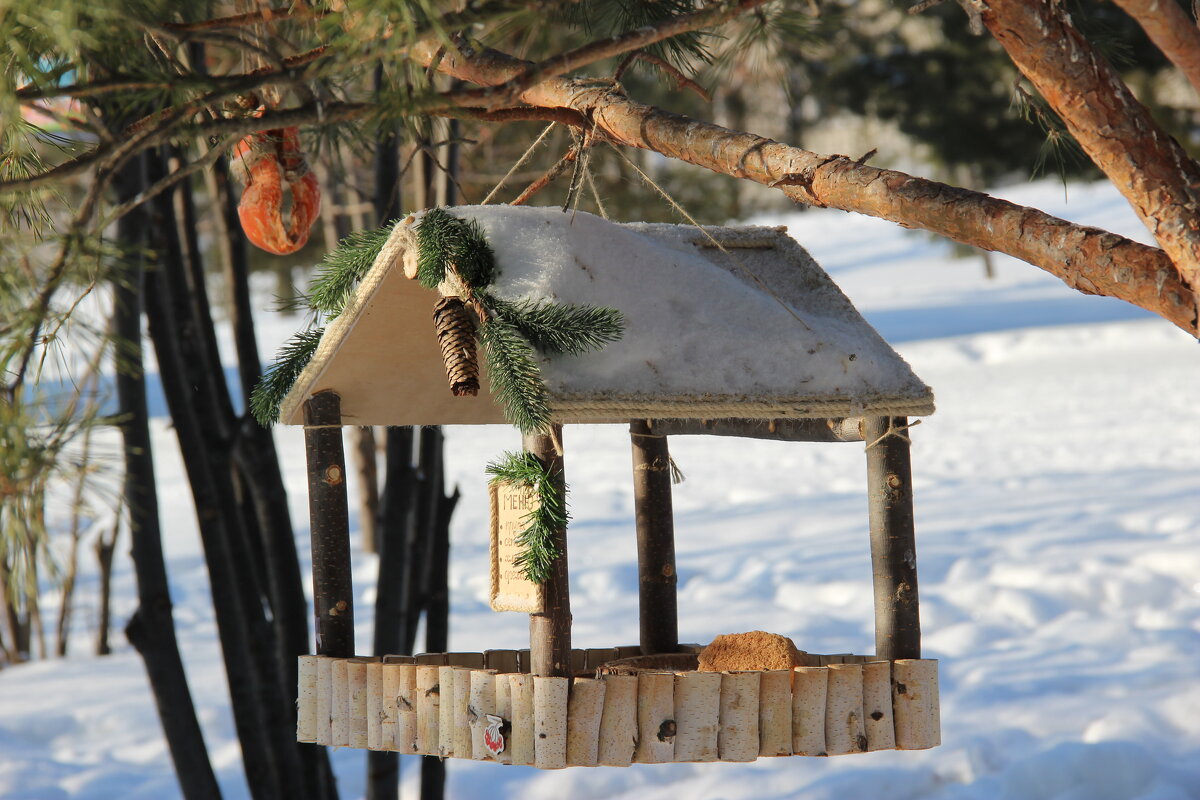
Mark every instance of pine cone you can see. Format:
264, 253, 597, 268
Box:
432, 296, 480, 397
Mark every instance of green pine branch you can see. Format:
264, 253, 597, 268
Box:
486, 450, 569, 584
485, 296, 624, 356
415, 207, 496, 290
249, 327, 324, 426
307, 223, 396, 318
478, 316, 552, 435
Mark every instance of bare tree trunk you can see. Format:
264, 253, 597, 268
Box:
114, 153, 222, 800
416, 40, 1197, 334
146, 148, 307, 800
94, 518, 118, 656
352, 426, 380, 554
211, 155, 334, 800
56, 424, 94, 657
0, 559, 27, 664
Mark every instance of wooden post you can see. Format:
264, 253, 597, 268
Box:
304, 390, 354, 657
524, 427, 572, 677
629, 420, 679, 655
864, 416, 920, 661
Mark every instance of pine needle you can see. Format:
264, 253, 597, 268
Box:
485, 297, 624, 356
307, 223, 396, 318
478, 316, 552, 435
486, 450, 569, 583
249, 327, 324, 426
416, 207, 496, 290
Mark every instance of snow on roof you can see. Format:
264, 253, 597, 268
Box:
278, 205, 934, 427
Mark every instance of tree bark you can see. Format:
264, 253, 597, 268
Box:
146, 149, 306, 800
524, 427, 572, 678
978, 0, 1200, 322
113, 153, 222, 800
1111, 0, 1200, 97
415, 40, 1197, 334
303, 391, 355, 659
864, 417, 920, 662
94, 519, 117, 656
629, 421, 678, 656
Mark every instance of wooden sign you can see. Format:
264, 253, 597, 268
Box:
489, 481, 543, 613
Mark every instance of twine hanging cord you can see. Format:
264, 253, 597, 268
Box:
864, 417, 920, 450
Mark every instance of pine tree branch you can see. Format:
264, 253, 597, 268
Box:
1111, 0, 1200, 98
412, 38, 1198, 334
977, 0, 1200, 324
160, 5, 327, 32
448, 0, 770, 110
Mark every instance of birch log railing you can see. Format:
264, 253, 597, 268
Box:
296, 647, 939, 767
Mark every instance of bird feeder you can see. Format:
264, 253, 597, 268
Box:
286, 206, 940, 765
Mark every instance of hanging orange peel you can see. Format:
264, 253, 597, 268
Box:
231, 126, 321, 255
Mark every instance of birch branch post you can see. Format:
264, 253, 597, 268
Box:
524, 427, 572, 677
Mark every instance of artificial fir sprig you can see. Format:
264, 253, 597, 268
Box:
478, 315, 553, 435
307, 223, 396, 317
415, 207, 496, 290
485, 297, 624, 356
250, 207, 625, 432
249, 328, 325, 425
486, 450, 569, 584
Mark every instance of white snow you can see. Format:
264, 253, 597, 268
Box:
453, 204, 931, 410
2, 179, 1199, 800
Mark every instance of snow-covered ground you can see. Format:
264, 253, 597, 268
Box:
1, 180, 1198, 800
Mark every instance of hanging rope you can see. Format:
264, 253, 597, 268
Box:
608, 143, 812, 332
864, 417, 921, 450
482, 123, 557, 205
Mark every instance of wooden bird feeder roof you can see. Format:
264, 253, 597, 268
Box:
278, 205, 934, 427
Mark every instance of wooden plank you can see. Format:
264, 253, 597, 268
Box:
893, 659, 940, 750
862, 660, 896, 751
634, 672, 675, 763
484, 649, 519, 673
673, 671, 720, 762
825, 663, 866, 755
565, 677, 606, 766
534, 676, 569, 769
596, 674, 638, 767
791, 666, 827, 756
644, 417, 864, 443
717, 671, 759, 761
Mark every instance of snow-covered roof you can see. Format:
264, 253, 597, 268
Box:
278, 205, 934, 427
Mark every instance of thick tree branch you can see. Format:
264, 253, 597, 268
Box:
1111, 0, 1200, 98
416, 40, 1197, 334
977, 0, 1200, 324
453, 0, 767, 109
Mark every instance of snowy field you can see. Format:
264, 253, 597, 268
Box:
1, 180, 1198, 800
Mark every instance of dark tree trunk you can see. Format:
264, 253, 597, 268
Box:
212, 155, 332, 799
145, 150, 306, 800
94, 519, 117, 656
864, 416, 921, 662
629, 421, 678, 656
113, 154, 222, 800
303, 391, 356, 659
367, 427, 415, 800
524, 427, 572, 677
